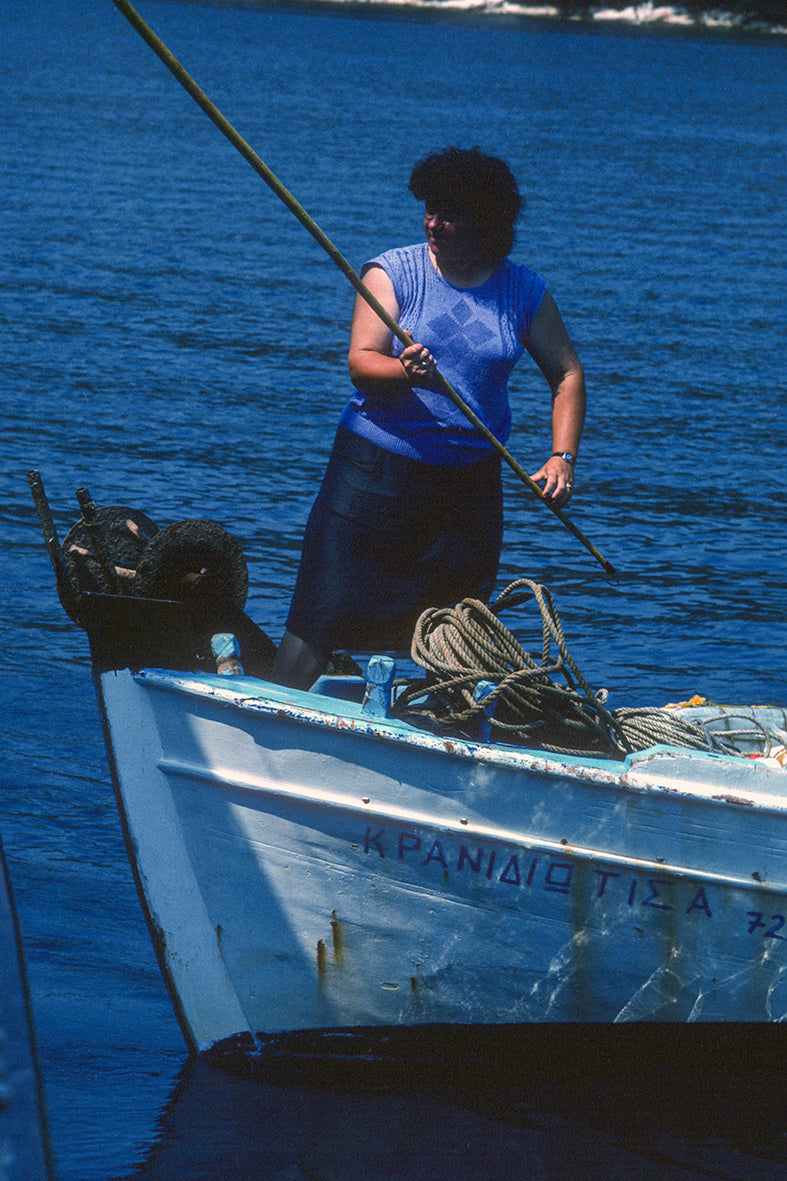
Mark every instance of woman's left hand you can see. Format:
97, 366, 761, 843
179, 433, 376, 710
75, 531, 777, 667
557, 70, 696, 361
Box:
530, 456, 575, 506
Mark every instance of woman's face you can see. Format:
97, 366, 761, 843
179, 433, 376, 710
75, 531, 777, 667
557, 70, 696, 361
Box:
423, 207, 481, 266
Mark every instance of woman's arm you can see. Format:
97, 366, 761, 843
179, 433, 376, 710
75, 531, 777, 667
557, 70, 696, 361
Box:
348, 265, 436, 393
525, 291, 586, 505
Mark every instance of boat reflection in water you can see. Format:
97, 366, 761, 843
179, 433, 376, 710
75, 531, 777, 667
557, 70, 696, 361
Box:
134, 1026, 787, 1179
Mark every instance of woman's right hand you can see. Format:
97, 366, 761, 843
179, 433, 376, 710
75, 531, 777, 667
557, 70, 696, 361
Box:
399, 339, 437, 385
349, 268, 437, 392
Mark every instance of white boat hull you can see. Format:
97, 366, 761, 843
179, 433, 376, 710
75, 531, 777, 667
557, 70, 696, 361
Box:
96, 666, 787, 1052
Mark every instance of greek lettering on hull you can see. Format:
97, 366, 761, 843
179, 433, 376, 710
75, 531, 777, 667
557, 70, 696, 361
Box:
360, 824, 722, 926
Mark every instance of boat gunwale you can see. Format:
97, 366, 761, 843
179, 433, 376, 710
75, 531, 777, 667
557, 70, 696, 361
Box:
130, 668, 787, 813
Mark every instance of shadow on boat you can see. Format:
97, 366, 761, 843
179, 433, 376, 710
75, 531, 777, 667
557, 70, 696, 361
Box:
127, 1024, 787, 1180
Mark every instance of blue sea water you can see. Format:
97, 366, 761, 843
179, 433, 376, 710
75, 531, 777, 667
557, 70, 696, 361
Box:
2, 0, 786, 1176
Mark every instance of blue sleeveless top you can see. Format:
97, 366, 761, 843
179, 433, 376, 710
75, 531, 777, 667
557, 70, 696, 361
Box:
339, 243, 546, 465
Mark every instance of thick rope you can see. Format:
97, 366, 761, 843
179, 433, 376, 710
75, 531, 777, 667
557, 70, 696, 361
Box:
393, 578, 739, 759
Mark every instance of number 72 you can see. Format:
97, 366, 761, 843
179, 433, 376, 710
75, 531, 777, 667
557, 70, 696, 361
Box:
747, 912, 786, 938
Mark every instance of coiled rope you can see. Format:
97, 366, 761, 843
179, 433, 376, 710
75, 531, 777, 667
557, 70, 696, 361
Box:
393, 578, 738, 759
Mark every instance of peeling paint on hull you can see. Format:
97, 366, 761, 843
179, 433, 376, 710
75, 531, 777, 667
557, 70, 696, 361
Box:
96, 667, 787, 1052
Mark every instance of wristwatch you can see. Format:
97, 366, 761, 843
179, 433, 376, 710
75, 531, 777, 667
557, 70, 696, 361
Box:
552, 451, 576, 465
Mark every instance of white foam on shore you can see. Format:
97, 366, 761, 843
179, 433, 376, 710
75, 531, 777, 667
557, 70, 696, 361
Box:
307, 0, 787, 35
592, 3, 784, 31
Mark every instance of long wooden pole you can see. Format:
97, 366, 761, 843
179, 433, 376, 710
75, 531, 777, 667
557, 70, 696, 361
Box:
110, 0, 616, 575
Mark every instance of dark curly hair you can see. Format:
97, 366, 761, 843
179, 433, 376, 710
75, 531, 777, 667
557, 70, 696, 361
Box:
408, 146, 523, 262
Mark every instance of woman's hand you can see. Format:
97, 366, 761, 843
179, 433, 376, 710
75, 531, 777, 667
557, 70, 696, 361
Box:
399, 339, 437, 385
349, 267, 439, 393
525, 292, 585, 508
530, 455, 575, 505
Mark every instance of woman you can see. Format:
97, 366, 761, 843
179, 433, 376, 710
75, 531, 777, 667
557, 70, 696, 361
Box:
272, 147, 585, 689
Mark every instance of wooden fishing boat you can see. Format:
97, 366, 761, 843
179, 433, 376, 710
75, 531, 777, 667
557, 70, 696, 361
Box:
29, 475, 787, 1060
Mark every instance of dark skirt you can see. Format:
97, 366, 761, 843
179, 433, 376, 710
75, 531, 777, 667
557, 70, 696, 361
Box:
285, 427, 504, 655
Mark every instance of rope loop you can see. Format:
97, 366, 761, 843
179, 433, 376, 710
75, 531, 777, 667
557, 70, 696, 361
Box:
394, 578, 740, 759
